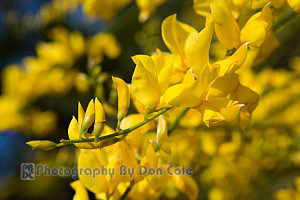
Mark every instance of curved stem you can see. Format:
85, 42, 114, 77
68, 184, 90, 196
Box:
60, 107, 172, 145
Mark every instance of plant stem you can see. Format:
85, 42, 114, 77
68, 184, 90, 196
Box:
168, 107, 189, 134
60, 107, 172, 144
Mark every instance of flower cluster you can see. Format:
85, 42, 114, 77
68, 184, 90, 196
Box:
0, 28, 120, 134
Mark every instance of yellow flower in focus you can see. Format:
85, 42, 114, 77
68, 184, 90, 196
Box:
93, 98, 106, 140
162, 14, 212, 75
210, 0, 241, 49
112, 76, 130, 128
68, 99, 119, 149
132, 56, 161, 110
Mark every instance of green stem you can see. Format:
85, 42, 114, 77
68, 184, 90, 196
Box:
168, 107, 189, 134
61, 107, 172, 144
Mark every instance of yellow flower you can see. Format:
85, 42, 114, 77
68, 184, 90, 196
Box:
131, 55, 165, 110
78, 149, 109, 193
112, 76, 130, 128
68, 100, 118, 149
93, 98, 105, 140
164, 65, 219, 107
156, 115, 171, 155
81, 99, 95, 134
26, 140, 58, 151
210, 0, 241, 49
162, 14, 212, 75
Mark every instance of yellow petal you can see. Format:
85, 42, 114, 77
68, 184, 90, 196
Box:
81, 99, 95, 132
210, 2, 240, 49
198, 98, 240, 126
202, 109, 226, 127
193, 0, 211, 17
68, 116, 80, 140
132, 55, 158, 78
219, 104, 242, 124
207, 73, 239, 99
231, 83, 259, 112
112, 76, 130, 121
151, 49, 174, 93
94, 98, 105, 138
185, 22, 213, 75
26, 140, 58, 151
70, 180, 89, 200
78, 102, 85, 128
141, 144, 158, 169
230, 83, 259, 128
163, 69, 199, 107
241, 20, 268, 48
132, 58, 161, 109
78, 149, 108, 194
193, 64, 220, 99
68, 117, 113, 149
217, 43, 249, 75
162, 14, 197, 59
157, 115, 171, 155
95, 98, 105, 123
115, 141, 141, 182
254, 31, 279, 64
288, 0, 300, 12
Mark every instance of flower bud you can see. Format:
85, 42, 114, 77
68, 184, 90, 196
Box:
112, 76, 130, 129
81, 99, 95, 136
157, 115, 171, 155
78, 102, 85, 129
26, 140, 58, 151
93, 98, 105, 141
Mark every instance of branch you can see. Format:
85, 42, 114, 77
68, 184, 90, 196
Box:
60, 107, 172, 145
